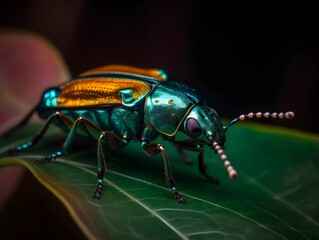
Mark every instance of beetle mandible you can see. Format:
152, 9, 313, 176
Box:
4, 65, 295, 203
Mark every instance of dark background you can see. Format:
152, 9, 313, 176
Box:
1, 1, 318, 133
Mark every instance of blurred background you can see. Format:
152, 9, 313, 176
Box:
0, 1, 318, 133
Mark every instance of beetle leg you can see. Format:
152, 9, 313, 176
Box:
8, 112, 74, 155
37, 116, 124, 163
162, 136, 193, 164
198, 148, 220, 185
93, 132, 107, 199
94, 129, 127, 199
172, 138, 196, 165
142, 143, 186, 203
171, 139, 220, 185
176, 147, 193, 165
36, 116, 123, 199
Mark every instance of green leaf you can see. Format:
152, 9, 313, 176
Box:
0, 122, 318, 240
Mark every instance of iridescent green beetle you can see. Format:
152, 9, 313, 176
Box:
4, 65, 294, 203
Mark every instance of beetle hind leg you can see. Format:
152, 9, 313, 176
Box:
36, 151, 63, 164
37, 116, 124, 199
36, 115, 96, 163
8, 112, 74, 156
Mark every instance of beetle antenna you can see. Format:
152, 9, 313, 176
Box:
224, 111, 294, 131
212, 142, 237, 179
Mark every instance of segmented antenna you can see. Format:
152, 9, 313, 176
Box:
225, 111, 294, 130
219, 111, 294, 179
212, 142, 237, 179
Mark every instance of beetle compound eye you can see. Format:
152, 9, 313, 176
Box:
186, 118, 202, 137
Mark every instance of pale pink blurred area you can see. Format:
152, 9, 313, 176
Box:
0, 31, 70, 131
0, 31, 70, 209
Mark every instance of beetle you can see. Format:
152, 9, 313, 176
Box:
4, 65, 294, 203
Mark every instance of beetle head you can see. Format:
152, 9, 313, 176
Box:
182, 105, 237, 179
183, 105, 226, 148
183, 107, 295, 180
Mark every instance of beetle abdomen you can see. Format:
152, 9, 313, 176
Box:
38, 106, 143, 141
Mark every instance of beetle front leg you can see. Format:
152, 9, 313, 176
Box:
142, 142, 185, 203
171, 139, 220, 185
198, 148, 220, 185
162, 136, 192, 164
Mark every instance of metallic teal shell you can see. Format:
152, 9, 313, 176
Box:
145, 81, 201, 136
